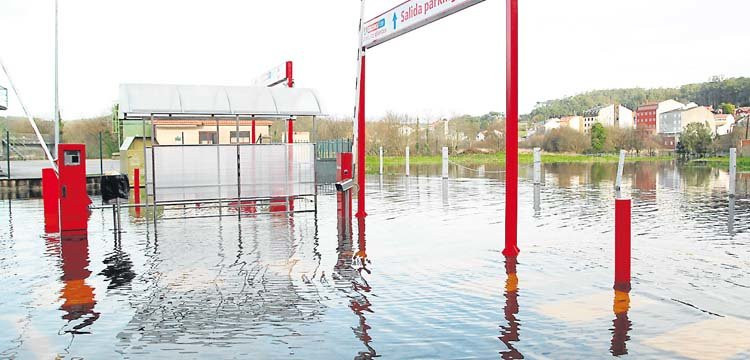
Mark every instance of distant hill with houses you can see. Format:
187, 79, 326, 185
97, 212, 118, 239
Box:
528, 76, 750, 123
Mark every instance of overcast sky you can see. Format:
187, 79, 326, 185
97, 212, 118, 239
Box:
1, 0, 748, 121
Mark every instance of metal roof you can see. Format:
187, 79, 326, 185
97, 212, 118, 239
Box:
118, 84, 324, 118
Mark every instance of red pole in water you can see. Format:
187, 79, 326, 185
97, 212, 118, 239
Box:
503, 0, 519, 257
355, 53, 367, 218
614, 199, 631, 292
133, 168, 140, 201
286, 61, 294, 144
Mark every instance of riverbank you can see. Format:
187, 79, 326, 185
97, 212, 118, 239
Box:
689, 156, 750, 171
364, 152, 673, 172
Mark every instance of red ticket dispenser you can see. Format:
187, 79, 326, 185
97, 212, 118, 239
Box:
58, 144, 91, 236
336, 152, 353, 218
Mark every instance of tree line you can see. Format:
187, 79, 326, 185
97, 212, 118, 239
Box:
527, 76, 750, 123
522, 121, 747, 157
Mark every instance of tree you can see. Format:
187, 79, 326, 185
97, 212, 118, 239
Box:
680, 122, 713, 157
675, 141, 687, 159
542, 127, 589, 153
590, 123, 606, 153
720, 102, 736, 115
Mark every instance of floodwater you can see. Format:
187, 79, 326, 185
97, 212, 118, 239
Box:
1, 161, 749, 359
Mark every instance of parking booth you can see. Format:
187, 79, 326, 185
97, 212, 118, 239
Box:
117, 84, 324, 218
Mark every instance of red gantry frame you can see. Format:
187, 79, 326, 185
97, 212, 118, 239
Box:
353, 0, 519, 256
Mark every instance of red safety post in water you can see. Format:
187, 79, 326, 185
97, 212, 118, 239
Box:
42, 168, 60, 233
133, 168, 140, 200
614, 198, 631, 292
286, 61, 294, 144
134, 168, 141, 217
355, 53, 367, 218
502, 0, 520, 257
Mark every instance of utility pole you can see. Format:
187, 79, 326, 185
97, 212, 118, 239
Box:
54, 0, 60, 157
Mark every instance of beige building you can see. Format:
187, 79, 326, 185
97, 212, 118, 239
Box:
153, 119, 273, 145
713, 114, 735, 136
658, 105, 715, 137
281, 131, 311, 143
559, 116, 583, 133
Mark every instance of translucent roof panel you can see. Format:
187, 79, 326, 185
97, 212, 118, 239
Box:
119, 83, 324, 118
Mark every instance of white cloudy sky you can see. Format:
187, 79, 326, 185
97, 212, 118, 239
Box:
0, 0, 748, 121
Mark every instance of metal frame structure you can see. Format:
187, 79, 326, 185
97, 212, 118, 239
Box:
117, 83, 325, 225
137, 113, 317, 223
351, 0, 520, 256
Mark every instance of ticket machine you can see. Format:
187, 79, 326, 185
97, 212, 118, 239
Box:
336, 152, 353, 219
42, 144, 91, 237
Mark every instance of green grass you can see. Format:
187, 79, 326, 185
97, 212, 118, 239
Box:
364, 152, 673, 173
688, 156, 750, 171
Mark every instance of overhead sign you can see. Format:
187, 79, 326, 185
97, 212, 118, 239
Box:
252, 62, 287, 87
361, 0, 485, 49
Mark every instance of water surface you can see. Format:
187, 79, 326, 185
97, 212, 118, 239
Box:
1, 161, 749, 359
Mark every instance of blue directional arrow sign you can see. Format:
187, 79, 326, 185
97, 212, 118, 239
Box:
361, 0, 486, 49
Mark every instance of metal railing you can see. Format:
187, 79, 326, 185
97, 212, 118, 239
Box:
0, 86, 7, 111
316, 139, 352, 159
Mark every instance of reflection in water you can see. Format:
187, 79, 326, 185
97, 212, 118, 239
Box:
442, 178, 449, 207
499, 256, 522, 359
335, 212, 376, 358
352, 218, 375, 359
98, 237, 136, 290
533, 184, 541, 216
59, 236, 100, 334
728, 196, 735, 235
610, 290, 632, 356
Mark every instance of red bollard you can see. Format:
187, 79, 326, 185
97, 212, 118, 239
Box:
614, 199, 631, 292
134, 168, 141, 217
133, 168, 140, 201
42, 168, 60, 233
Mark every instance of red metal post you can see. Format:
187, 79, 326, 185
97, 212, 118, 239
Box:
251, 119, 257, 144
134, 167, 141, 217
355, 54, 367, 218
503, 0, 519, 257
42, 168, 60, 233
614, 199, 631, 292
286, 61, 294, 144
133, 168, 140, 201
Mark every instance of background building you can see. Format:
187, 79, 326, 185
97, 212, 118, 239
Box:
559, 115, 583, 133
153, 119, 273, 145
658, 105, 716, 148
583, 104, 634, 133
713, 113, 735, 136
636, 100, 685, 134
635, 102, 658, 134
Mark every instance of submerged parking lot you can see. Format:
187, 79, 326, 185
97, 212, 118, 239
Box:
1, 161, 749, 359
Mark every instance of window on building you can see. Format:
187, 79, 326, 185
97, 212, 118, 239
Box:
230, 131, 251, 144
199, 131, 218, 144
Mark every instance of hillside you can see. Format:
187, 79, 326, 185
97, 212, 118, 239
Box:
528, 76, 750, 122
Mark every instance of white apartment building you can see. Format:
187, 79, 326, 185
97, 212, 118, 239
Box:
583, 104, 634, 133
